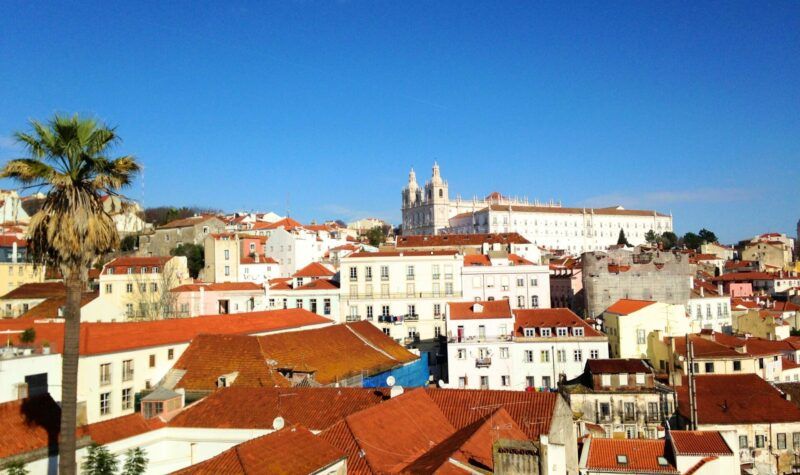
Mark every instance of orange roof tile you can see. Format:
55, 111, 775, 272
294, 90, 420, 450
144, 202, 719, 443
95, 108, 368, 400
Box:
0, 308, 331, 356
80, 412, 165, 445
585, 438, 677, 473
587, 359, 651, 374
605, 299, 657, 315
0, 282, 65, 300
292, 262, 335, 278
293, 279, 339, 291
448, 300, 512, 320
102, 256, 171, 275
159, 214, 221, 229
463, 254, 491, 266
669, 431, 732, 456
0, 395, 62, 459
17, 292, 98, 320
171, 282, 263, 292
174, 425, 345, 475
676, 374, 800, 425
513, 308, 604, 337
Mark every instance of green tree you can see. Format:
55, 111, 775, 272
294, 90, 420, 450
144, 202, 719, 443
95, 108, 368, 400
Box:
1, 114, 140, 475
120, 447, 148, 475
661, 231, 678, 250
644, 230, 658, 244
365, 226, 386, 247
120, 234, 139, 252
19, 327, 36, 345
82, 444, 118, 475
698, 228, 718, 245
6, 461, 29, 475
171, 243, 204, 278
616, 229, 631, 247
682, 232, 703, 250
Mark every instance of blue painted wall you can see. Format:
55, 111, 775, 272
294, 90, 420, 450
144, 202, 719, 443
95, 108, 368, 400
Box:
363, 353, 429, 388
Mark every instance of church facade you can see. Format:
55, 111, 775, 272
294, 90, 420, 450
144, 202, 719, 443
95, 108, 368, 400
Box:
401, 164, 673, 254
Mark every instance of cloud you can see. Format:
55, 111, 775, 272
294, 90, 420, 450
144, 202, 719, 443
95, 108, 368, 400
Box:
577, 187, 758, 209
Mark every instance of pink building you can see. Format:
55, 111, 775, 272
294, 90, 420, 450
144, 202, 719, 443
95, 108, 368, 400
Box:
549, 256, 584, 315
171, 282, 266, 316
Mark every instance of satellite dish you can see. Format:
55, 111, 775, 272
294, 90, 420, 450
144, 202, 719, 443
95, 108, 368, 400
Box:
390, 385, 405, 399
438, 379, 445, 388
272, 416, 285, 431
386, 375, 396, 387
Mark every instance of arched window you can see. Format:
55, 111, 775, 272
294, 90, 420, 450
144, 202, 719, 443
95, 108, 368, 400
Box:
439, 189, 443, 198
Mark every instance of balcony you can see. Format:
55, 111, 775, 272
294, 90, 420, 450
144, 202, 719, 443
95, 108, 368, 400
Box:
646, 413, 660, 423
122, 370, 134, 382
432, 274, 440, 280
405, 313, 419, 321
475, 357, 492, 368
622, 412, 636, 423
597, 413, 612, 423
345, 315, 361, 322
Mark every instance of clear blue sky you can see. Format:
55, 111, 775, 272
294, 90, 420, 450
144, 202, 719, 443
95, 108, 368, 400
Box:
1, 1, 798, 243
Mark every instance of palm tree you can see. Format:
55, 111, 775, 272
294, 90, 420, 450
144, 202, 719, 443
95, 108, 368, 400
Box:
1, 114, 140, 475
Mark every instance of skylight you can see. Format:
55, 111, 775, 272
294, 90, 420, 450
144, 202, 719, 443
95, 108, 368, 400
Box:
657, 456, 669, 466
616, 455, 628, 465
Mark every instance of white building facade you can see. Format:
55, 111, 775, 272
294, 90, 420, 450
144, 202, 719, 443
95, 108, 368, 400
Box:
461, 253, 551, 310
401, 164, 673, 253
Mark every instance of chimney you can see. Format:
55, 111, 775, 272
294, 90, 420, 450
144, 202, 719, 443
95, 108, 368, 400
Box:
718, 283, 724, 296
700, 287, 704, 298
493, 439, 540, 475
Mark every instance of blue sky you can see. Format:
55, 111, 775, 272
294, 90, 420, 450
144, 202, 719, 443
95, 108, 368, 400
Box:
0, 1, 798, 243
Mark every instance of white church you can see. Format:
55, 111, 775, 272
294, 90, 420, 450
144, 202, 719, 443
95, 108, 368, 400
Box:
401, 163, 673, 253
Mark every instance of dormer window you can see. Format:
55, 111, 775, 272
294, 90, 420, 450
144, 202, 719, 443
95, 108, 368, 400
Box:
108, 268, 114, 275
616, 455, 628, 465
573, 327, 584, 337
540, 328, 551, 337
524, 328, 536, 337
127, 267, 133, 274
556, 327, 568, 337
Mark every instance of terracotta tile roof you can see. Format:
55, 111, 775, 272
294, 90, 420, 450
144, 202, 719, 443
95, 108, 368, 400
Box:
0, 235, 27, 247
319, 420, 371, 474
587, 359, 651, 375
171, 282, 263, 292
463, 254, 491, 266
487, 203, 670, 217
252, 217, 303, 231
168, 387, 390, 430
80, 412, 165, 445
257, 321, 418, 385
102, 256, 171, 275
731, 298, 759, 309
713, 271, 777, 282
585, 438, 677, 473
508, 253, 534, 265
172, 334, 291, 391
0, 395, 61, 459
293, 279, 339, 291
347, 250, 459, 258
172, 321, 416, 390
174, 425, 345, 475
159, 214, 220, 229
513, 308, 604, 338
425, 388, 558, 440
676, 374, 800, 425
448, 300, 512, 320
401, 407, 529, 473
269, 280, 293, 291
292, 262, 335, 278
669, 333, 785, 359
0, 308, 332, 355
396, 233, 531, 248
239, 254, 277, 265
343, 388, 456, 473
605, 299, 657, 315
17, 292, 98, 320
0, 282, 65, 300
669, 431, 733, 456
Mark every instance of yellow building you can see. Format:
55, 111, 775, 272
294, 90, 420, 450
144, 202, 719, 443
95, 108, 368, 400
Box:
735, 308, 792, 340
603, 299, 693, 359
0, 236, 46, 295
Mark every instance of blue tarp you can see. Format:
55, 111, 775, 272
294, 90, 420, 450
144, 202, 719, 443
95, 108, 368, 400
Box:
362, 352, 429, 388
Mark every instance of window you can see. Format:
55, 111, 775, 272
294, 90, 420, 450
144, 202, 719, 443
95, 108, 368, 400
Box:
599, 402, 611, 420
407, 304, 416, 317
557, 349, 567, 363
434, 326, 441, 338
149, 354, 156, 367
793, 432, 800, 449
349, 267, 358, 281
365, 266, 372, 281
139, 283, 146, 292
619, 373, 629, 385
406, 265, 415, 280
380, 266, 389, 280
541, 376, 551, 388
616, 455, 628, 465
445, 283, 453, 296
525, 350, 534, 363
530, 278, 538, 287
296, 299, 304, 309
500, 347, 509, 359
122, 388, 132, 410
122, 360, 133, 381
573, 349, 583, 362
524, 328, 535, 337
556, 327, 568, 337
100, 392, 111, 416
540, 350, 550, 363
168, 348, 174, 360
100, 363, 111, 385
457, 349, 466, 360
733, 360, 741, 371
635, 373, 645, 384
433, 304, 441, 316
480, 376, 489, 389
755, 435, 765, 448
324, 299, 331, 315
704, 362, 714, 373
777, 433, 787, 450
126, 283, 133, 293
366, 306, 373, 319
516, 278, 524, 287
432, 265, 440, 279
540, 328, 551, 337
526, 376, 535, 388
573, 327, 584, 337
531, 295, 539, 308
151, 283, 158, 292
601, 374, 611, 386
636, 329, 646, 345
458, 377, 466, 388
739, 435, 748, 448
590, 349, 599, 359
517, 296, 525, 307
224, 249, 230, 260
501, 375, 510, 386
105, 284, 112, 294
224, 265, 230, 276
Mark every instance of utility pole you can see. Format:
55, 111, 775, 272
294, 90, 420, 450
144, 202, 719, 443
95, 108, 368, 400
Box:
686, 334, 698, 430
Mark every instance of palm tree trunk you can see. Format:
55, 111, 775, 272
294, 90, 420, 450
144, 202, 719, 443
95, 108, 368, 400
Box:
58, 270, 83, 475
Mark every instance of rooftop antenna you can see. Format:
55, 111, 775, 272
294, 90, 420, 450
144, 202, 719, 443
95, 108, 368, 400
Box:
286, 192, 291, 218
